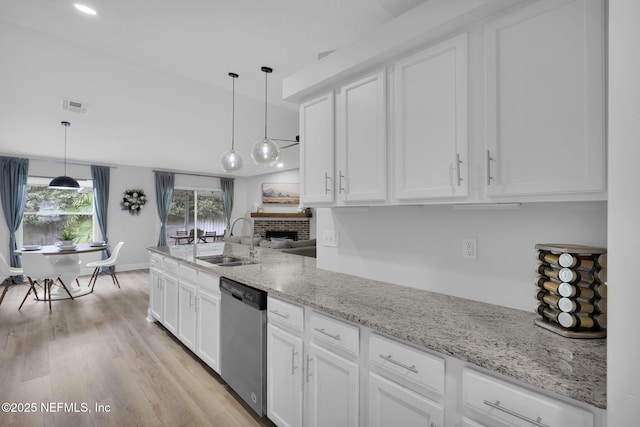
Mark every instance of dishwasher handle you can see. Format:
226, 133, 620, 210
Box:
220, 277, 267, 310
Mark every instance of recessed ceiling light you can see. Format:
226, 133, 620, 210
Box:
74, 4, 97, 15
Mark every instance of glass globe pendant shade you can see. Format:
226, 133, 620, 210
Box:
220, 149, 244, 172
251, 137, 280, 166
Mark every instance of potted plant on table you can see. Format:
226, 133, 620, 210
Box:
58, 230, 76, 246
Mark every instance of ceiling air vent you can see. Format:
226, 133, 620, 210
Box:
61, 98, 89, 115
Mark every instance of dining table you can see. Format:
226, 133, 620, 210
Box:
16, 243, 109, 300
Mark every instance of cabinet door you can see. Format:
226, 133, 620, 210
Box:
267, 324, 303, 427
196, 289, 220, 374
306, 342, 358, 427
163, 274, 179, 335
461, 418, 485, 427
300, 92, 335, 205
337, 70, 387, 204
178, 281, 197, 350
484, 0, 605, 197
149, 268, 163, 321
369, 372, 444, 427
394, 34, 468, 202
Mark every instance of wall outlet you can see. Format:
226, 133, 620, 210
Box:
323, 230, 339, 247
462, 238, 477, 260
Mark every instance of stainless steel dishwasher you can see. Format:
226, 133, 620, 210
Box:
219, 277, 267, 416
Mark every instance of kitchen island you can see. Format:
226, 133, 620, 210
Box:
147, 242, 606, 411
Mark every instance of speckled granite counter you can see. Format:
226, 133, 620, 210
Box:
148, 243, 607, 409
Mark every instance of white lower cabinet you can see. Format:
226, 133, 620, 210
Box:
149, 267, 163, 321
148, 256, 221, 374
368, 333, 445, 427
162, 274, 179, 335
267, 323, 303, 427
369, 372, 443, 427
463, 368, 595, 427
178, 280, 197, 350
148, 262, 179, 335
306, 342, 359, 427
267, 297, 305, 427
263, 298, 604, 427
196, 287, 220, 373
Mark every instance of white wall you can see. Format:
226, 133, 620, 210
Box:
0, 20, 299, 177
317, 202, 606, 312
608, 0, 640, 423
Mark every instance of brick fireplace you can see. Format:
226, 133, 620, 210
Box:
250, 213, 311, 241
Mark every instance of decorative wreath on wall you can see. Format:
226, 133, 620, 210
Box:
121, 189, 147, 215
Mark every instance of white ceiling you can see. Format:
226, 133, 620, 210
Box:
0, 0, 426, 177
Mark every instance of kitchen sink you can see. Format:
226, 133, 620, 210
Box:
197, 255, 258, 267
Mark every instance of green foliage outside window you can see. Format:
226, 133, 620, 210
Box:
23, 185, 94, 245
166, 189, 226, 241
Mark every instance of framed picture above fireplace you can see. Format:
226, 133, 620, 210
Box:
262, 183, 300, 205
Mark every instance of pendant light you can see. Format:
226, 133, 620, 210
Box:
251, 66, 280, 166
49, 121, 80, 189
220, 72, 244, 172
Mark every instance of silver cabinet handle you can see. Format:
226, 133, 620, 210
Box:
314, 327, 341, 341
378, 354, 419, 374
324, 172, 331, 194
339, 171, 346, 194
269, 309, 290, 319
486, 150, 494, 185
306, 355, 313, 381
483, 400, 549, 427
189, 293, 194, 309
291, 348, 298, 375
456, 153, 463, 186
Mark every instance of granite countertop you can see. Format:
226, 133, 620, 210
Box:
148, 243, 607, 409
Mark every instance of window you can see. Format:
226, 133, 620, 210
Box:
167, 189, 225, 244
22, 177, 95, 245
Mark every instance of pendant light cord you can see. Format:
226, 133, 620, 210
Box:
61, 121, 70, 176
231, 75, 235, 151
64, 124, 67, 175
264, 70, 268, 139
228, 72, 239, 152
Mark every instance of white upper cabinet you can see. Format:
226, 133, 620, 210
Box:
291, 0, 605, 206
336, 70, 387, 205
393, 34, 468, 202
300, 92, 335, 205
484, 0, 605, 198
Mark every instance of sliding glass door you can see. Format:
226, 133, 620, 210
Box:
166, 189, 225, 245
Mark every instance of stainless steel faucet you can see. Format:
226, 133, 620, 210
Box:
229, 217, 256, 258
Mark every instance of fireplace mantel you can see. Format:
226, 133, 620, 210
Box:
250, 212, 312, 218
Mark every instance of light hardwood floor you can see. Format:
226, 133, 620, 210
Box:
0, 270, 275, 427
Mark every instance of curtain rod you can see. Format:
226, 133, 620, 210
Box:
152, 169, 231, 179
0, 153, 117, 169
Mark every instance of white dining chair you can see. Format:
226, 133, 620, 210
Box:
86, 241, 125, 292
0, 252, 23, 306
20, 253, 74, 311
